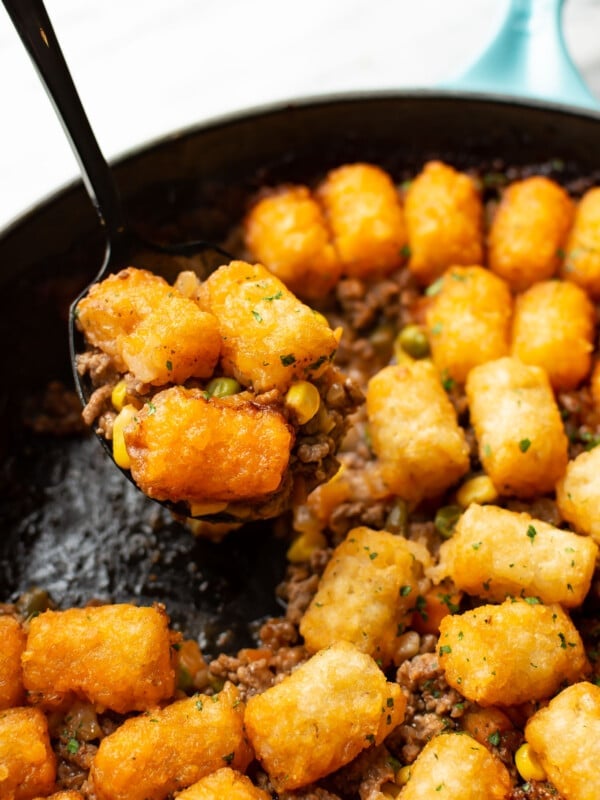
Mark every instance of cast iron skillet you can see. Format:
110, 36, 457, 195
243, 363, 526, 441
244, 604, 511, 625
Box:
0, 0, 599, 655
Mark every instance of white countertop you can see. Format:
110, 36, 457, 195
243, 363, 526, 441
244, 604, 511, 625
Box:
1, 0, 599, 231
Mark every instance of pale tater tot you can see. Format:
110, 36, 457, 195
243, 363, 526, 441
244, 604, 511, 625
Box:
399, 732, 511, 800
438, 599, 589, 706
367, 362, 470, 503
22, 604, 175, 713
76, 267, 172, 366
525, 682, 600, 800
124, 387, 293, 506
244, 641, 405, 791
561, 186, 600, 298
316, 163, 407, 278
556, 445, 600, 544
404, 161, 484, 285
300, 526, 428, 665
175, 768, 270, 800
488, 176, 574, 291
0, 616, 26, 710
0, 707, 56, 800
119, 295, 221, 385
198, 261, 339, 393
511, 279, 595, 390
31, 794, 83, 800
466, 357, 568, 497
244, 186, 342, 299
438, 504, 597, 607
76, 267, 221, 385
425, 265, 512, 383
91, 684, 252, 800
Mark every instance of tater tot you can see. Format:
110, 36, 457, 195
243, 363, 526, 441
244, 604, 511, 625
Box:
556, 445, 600, 544
244, 641, 405, 791
399, 732, 511, 800
316, 163, 407, 278
438, 504, 597, 607
198, 261, 339, 393
119, 295, 221, 385
561, 186, 600, 298
488, 176, 574, 291
175, 768, 270, 800
76, 267, 221, 384
404, 161, 484, 285
367, 362, 470, 503
0, 707, 56, 800
31, 794, 83, 800
466, 357, 568, 497
0, 616, 26, 710
124, 387, 293, 506
525, 682, 600, 800
244, 186, 342, 298
511, 279, 595, 390
438, 599, 589, 706
425, 265, 512, 383
300, 527, 427, 664
22, 604, 175, 713
91, 685, 251, 800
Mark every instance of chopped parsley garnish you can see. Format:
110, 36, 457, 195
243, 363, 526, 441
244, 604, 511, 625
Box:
66, 738, 80, 754
307, 355, 327, 371
526, 524, 537, 543
400, 244, 411, 259
263, 290, 283, 302
147, 401, 156, 415
166, 359, 173, 371
519, 438, 531, 452
222, 752, 235, 764
439, 644, 452, 655
280, 353, 296, 366
251, 309, 263, 323
195, 699, 203, 711
425, 277, 444, 297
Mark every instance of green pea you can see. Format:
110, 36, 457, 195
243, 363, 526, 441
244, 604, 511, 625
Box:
434, 505, 463, 539
397, 325, 430, 359
386, 499, 409, 535
206, 377, 242, 398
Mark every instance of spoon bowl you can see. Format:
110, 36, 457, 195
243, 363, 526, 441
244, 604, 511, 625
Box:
2, 0, 244, 522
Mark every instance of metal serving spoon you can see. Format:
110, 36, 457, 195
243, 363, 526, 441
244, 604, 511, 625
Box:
2, 0, 240, 521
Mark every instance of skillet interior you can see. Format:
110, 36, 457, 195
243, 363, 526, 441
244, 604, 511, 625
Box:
1, 92, 599, 653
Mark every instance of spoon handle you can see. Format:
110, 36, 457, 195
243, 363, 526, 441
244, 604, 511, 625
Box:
2, 0, 125, 241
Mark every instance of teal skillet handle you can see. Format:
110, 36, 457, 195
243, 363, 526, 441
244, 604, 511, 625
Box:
442, 0, 599, 110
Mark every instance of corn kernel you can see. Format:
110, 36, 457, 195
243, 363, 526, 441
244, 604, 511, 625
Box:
397, 765, 412, 786
287, 530, 327, 563
111, 380, 128, 411
515, 743, 546, 782
189, 501, 228, 517
285, 381, 321, 425
456, 475, 499, 508
112, 404, 138, 470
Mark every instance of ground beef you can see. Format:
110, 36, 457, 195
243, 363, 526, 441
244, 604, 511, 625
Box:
278, 566, 321, 625
81, 384, 113, 427
392, 652, 468, 764
508, 783, 566, 800
207, 642, 307, 700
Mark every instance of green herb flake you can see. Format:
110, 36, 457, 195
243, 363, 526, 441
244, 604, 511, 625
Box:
222, 752, 235, 764
439, 644, 452, 656
280, 353, 296, 366
559, 632, 567, 649
166, 359, 173, 371
525, 596, 541, 605
472, 541, 482, 551
400, 585, 412, 597
430, 322, 443, 336
195, 699, 204, 711
526, 524, 537, 543
147, 401, 156, 415
263, 290, 283, 302
519, 438, 531, 453
66, 738, 80, 755
483, 443, 492, 458
307, 355, 327, 371
365, 734, 376, 744
400, 244, 411, 259
251, 309, 263, 323
369, 551, 379, 560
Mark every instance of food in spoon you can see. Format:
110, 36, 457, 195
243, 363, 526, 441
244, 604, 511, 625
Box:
75, 261, 359, 519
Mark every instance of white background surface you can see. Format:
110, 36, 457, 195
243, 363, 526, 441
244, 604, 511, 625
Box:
1, 0, 599, 231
